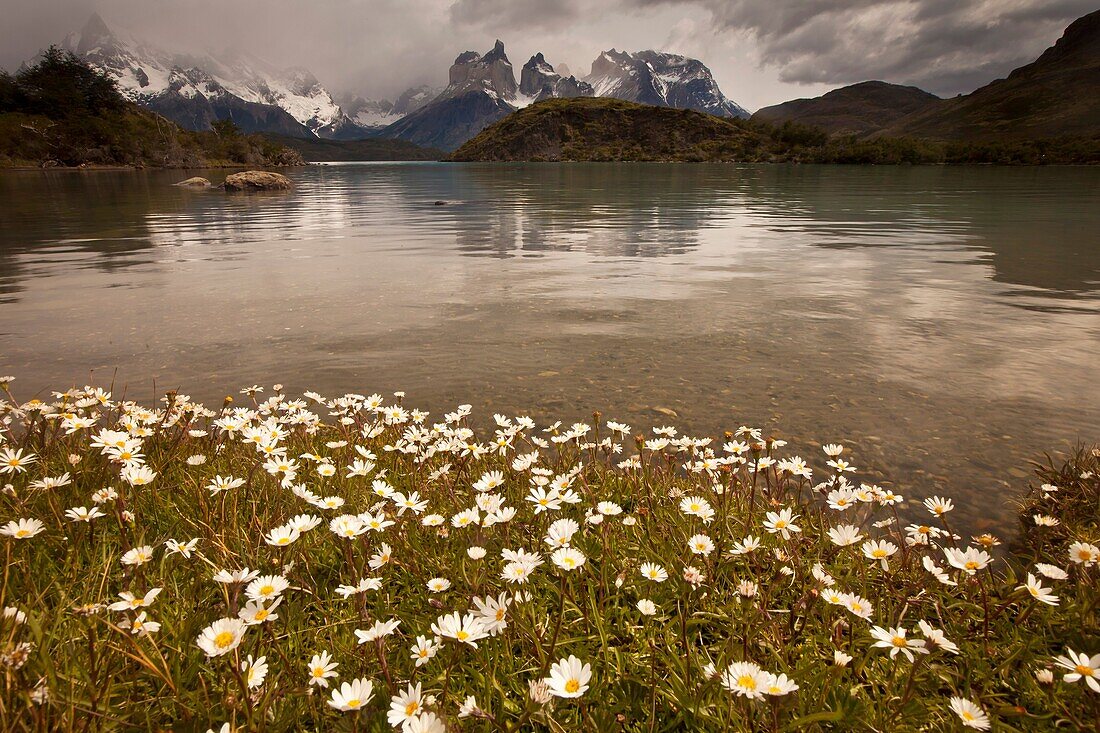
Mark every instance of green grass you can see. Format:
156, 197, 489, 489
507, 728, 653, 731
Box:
0, 380, 1096, 731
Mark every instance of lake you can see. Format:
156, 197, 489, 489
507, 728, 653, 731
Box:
1, 163, 1098, 532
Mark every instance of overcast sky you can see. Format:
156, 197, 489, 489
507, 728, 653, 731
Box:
1, 0, 1094, 110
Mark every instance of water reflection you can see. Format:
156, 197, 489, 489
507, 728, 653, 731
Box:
0, 163, 1097, 533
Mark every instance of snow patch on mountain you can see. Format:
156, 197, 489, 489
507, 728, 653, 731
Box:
62, 13, 358, 137
585, 49, 749, 119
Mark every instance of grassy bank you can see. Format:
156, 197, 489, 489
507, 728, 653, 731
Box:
0, 379, 1096, 730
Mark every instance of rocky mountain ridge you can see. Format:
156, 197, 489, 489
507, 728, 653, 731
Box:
585, 49, 749, 119
379, 42, 749, 150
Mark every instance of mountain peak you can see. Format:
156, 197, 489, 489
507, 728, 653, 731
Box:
73, 12, 119, 56
585, 49, 748, 118
520, 54, 592, 100
484, 40, 509, 63
447, 40, 517, 99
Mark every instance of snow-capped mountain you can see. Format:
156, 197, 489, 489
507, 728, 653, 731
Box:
58, 16, 750, 148
63, 13, 363, 138
381, 42, 749, 150
382, 43, 603, 151
520, 53, 593, 101
382, 41, 526, 151
339, 95, 402, 130
392, 86, 444, 116
339, 86, 444, 131
585, 49, 749, 119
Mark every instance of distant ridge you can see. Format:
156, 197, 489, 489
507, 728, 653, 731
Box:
751, 81, 939, 136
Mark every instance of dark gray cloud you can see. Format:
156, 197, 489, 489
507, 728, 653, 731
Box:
448, 0, 583, 30
0, 0, 1091, 110
627, 0, 1097, 95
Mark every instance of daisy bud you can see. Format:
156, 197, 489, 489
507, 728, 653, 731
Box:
528, 680, 552, 705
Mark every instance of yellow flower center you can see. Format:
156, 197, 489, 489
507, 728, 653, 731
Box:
255, 610, 269, 620
891, 636, 907, 647
737, 675, 756, 690
565, 679, 580, 693
15, 529, 29, 537
962, 712, 975, 721
873, 550, 886, 558
1076, 665, 1094, 676
965, 561, 979, 570
346, 698, 360, 708
405, 702, 419, 715
456, 631, 469, 640
259, 585, 274, 595
213, 631, 236, 648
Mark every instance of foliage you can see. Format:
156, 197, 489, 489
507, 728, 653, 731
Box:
0, 379, 1096, 731
0, 48, 303, 169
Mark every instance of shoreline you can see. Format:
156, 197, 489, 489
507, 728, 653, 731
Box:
5, 159, 1100, 171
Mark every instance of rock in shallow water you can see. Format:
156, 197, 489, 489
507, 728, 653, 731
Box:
174, 177, 211, 188
223, 171, 292, 191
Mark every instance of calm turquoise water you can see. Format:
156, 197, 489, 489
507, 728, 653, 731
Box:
1, 163, 1098, 530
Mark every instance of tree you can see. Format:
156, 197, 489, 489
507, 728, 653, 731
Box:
211, 118, 241, 137
15, 46, 124, 118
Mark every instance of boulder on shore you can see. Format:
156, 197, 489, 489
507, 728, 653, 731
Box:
222, 171, 292, 191
174, 176, 211, 188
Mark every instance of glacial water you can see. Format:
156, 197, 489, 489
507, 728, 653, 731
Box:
1, 162, 1098, 530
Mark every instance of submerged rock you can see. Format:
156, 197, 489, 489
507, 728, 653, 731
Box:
174, 176, 211, 187
223, 171, 293, 191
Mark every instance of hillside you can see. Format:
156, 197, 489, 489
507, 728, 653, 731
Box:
0, 48, 304, 168
450, 98, 768, 162
450, 97, 1100, 165
881, 10, 1100, 140
264, 135, 443, 162
751, 81, 940, 136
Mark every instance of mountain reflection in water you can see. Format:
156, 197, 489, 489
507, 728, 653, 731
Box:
1, 162, 1097, 533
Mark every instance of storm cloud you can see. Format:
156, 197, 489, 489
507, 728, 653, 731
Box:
0, 0, 1091, 110
624, 0, 1098, 95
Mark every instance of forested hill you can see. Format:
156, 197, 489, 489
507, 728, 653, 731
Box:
0, 48, 304, 168
449, 97, 1100, 165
